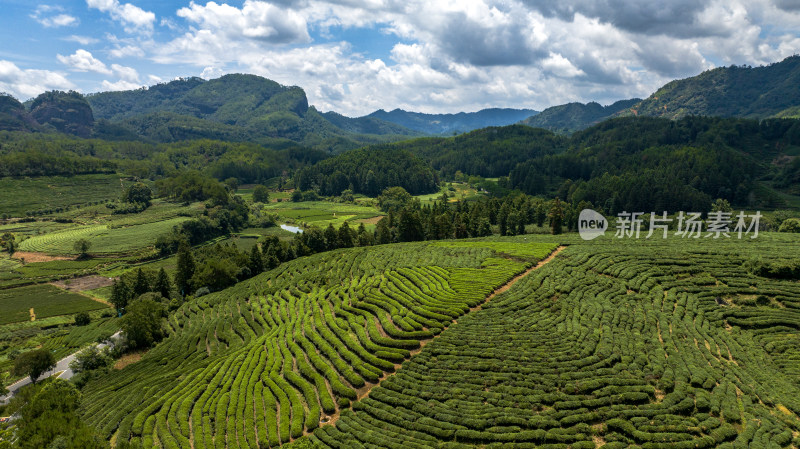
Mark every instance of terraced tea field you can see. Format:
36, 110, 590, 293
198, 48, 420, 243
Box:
309, 235, 800, 448
79, 240, 557, 448
0, 174, 133, 217
77, 234, 800, 449
17, 217, 190, 255
0, 284, 109, 324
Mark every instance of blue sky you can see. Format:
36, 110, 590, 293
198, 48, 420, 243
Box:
1, 0, 800, 116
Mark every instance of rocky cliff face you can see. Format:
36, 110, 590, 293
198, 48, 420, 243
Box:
30, 90, 94, 137
0, 94, 39, 132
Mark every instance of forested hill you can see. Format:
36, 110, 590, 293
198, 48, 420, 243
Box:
1, 74, 422, 152
519, 99, 640, 134
86, 74, 422, 150
626, 55, 800, 120
367, 108, 538, 135
357, 125, 565, 179
371, 116, 800, 211
514, 55, 800, 133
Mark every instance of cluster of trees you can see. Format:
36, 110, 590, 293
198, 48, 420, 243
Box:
370, 188, 569, 243
3, 379, 109, 449
506, 116, 792, 210
153, 172, 250, 253
0, 151, 116, 177
294, 148, 438, 196
110, 266, 174, 309
369, 125, 564, 178
107, 182, 152, 214
1, 232, 15, 256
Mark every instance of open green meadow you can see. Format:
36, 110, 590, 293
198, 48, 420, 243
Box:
416, 181, 483, 205
0, 284, 108, 325
0, 174, 134, 217
263, 200, 385, 228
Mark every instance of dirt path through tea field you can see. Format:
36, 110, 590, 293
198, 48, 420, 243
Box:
331, 245, 567, 426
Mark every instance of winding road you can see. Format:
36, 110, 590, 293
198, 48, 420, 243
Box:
0, 331, 121, 405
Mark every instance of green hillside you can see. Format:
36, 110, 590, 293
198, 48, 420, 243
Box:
84, 74, 421, 151
520, 99, 640, 133
367, 108, 539, 135
304, 234, 800, 448
79, 240, 557, 447
628, 56, 800, 119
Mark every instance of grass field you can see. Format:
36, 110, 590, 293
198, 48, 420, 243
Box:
263, 200, 385, 228
17, 217, 190, 255
416, 182, 483, 205
0, 284, 109, 325
0, 174, 133, 217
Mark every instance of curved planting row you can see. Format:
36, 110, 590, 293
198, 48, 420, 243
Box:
80, 240, 557, 448
310, 237, 800, 448
18, 217, 189, 254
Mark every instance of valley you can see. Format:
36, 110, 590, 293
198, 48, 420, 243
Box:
1, 53, 800, 449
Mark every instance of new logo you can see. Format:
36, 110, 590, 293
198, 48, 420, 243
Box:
578, 209, 607, 240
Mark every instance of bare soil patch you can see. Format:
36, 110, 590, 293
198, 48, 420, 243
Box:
13, 252, 72, 263
114, 351, 146, 370
51, 275, 115, 292
357, 215, 385, 225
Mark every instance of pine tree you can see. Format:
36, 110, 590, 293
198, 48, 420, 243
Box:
548, 198, 565, 235
356, 223, 373, 246
338, 221, 354, 248
498, 203, 510, 236
324, 223, 339, 250
132, 268, 150, 297
249, 244, 264, 274
375, 218, 392, 245
155, 268, 172, 299
478, 217, 492, 236
175, 242, 195, 296
110, 279, 132, 314
264, 245, 280, 270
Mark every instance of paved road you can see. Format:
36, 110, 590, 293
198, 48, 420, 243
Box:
0, 331, 121, 405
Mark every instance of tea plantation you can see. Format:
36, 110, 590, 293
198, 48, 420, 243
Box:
76, 234, 800, 448
80, 240, 557, 448
307, 235, 800, 449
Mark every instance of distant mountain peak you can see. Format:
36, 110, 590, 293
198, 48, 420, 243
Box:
623, 55, 800, 120
367, 107, 539, 135
520, 99, 640, 134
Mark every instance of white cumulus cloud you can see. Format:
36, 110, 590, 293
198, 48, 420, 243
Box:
31, 5, 79, 28
101, 79, 143, 91
86, 0, 156, 33
57, 49, 112, 74
0, 60, 75, 100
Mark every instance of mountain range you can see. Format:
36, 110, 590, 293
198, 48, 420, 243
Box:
367, 108, 538, 135
2, 55, 800, 145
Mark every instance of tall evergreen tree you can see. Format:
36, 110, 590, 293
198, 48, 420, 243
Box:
338, 221, 355, 248
375, 218, 392, 244
110, 279, 132, 314
548, 198, 565, 235
249, 244, 264, 274
175, 242, 195, 295
155, 268, 172, 299
324, 223, 338, 250
132, 268, 150, 297
357, 223, 373, 247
